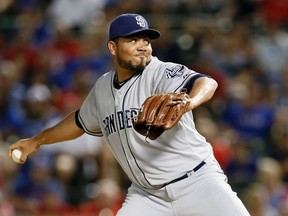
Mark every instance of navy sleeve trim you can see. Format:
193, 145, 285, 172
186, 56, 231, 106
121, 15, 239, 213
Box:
75, 109, 84, 130
75, 109, 103, 137
182, 74, 208, 93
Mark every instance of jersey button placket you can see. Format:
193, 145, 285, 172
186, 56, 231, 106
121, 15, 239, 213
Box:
116, 90, 130, 158
115, 91, 122, 107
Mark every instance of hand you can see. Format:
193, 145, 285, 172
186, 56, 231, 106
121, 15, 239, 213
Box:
8, 138, 40, 164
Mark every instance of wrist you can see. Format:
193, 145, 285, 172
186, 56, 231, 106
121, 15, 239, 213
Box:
31, 136, 42, 150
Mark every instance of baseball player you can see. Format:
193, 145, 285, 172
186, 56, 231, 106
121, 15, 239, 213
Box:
9, 13, 250, 215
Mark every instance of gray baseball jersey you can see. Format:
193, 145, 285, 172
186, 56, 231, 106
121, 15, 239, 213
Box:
77, 56, 213, 189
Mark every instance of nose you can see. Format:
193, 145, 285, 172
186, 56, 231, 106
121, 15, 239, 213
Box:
137, 39, 148, 51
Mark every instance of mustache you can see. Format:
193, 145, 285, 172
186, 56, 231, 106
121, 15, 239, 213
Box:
134, 52, 147, 57
117, 56, 151, 73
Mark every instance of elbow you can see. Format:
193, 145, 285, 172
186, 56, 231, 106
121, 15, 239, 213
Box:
206, 77, 218, 100
203, 76, 218, 92
211, 78, 218, 93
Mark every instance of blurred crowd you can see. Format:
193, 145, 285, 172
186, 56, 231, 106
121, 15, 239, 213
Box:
1, 0, 288, 215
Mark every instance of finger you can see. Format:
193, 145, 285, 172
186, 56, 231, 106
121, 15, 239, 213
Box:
19, 154, 28, 164
8, 139, 26, 159
8, 144, 18, 157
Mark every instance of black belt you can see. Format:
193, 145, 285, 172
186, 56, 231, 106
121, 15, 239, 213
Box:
161, 161, 206, 188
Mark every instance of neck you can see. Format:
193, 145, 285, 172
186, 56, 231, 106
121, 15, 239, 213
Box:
114, 71, 134, 83
114, 67, 136, 82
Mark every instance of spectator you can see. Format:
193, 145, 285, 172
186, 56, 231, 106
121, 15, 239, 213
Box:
10, 150, 67, 215
48, 0, 107, 29
0, 60, 25, 139
242, 183, 280, 216
222, 69, 276, 151
257, 157, 288, 215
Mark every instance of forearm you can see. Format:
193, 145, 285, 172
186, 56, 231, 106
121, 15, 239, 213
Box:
9, 111, 85, 163
32, 111, 84, 147
187, 77, 218, 111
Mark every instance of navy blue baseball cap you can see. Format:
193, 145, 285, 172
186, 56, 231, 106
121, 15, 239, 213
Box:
109, 13, 160, 41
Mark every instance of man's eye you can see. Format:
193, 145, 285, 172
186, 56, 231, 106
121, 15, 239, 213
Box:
144, 39, 151, 44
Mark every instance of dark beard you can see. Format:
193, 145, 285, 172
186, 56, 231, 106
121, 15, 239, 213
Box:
117, 55, 148, 74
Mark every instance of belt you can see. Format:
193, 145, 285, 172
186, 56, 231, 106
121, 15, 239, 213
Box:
161, 161, 206, 188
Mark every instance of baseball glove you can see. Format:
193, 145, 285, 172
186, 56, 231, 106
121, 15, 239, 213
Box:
133, 89, 190, 140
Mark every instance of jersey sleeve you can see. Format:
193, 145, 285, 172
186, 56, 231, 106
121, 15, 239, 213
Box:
77, 84, 103, 136
153, 62, 207, 94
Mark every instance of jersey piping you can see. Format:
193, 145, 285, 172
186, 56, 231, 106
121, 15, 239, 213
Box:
77, 110, 103, 137
122, 74, 157, 189
112, 72, 146, 187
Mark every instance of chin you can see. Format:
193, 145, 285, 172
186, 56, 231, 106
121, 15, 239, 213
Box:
133, 64, 146, 73
132, 59, 147, 70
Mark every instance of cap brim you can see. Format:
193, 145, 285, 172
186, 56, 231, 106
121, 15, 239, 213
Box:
119, 29, 161, 40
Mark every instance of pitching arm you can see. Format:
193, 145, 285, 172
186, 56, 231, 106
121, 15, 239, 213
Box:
8, 110, 84, 163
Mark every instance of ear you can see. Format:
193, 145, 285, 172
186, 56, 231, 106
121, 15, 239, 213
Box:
107, 40, 117, 56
